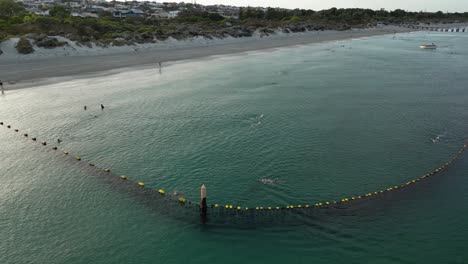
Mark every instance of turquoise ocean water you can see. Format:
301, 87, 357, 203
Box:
1, 31, 468, 263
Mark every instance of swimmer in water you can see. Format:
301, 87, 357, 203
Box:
431, 135, 442, 143
173, 191, 180, 196
261, 178, 277, 184
57, 139, 62, 144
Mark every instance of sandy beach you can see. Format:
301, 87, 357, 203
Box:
0, 25, 412, 89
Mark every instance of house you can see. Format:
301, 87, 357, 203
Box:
167, 10, 179, 18
217, 5, 239, 19
128, 9, 146, 17
67, 1, 82, 9
151, 11, 170, 18
30, 9, 49, 16
88, 0, 107, 4
71, 12, 98, 18
85, 5, 107, 13
113, 9, 146, 18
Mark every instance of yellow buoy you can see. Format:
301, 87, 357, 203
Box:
229, 205, 233, 209
297, 205, 302, 208
63, 151, 69, 155
158, 189, 165, 194
326, 202, 330, 205
75, 157, 81, 161
268, 207, 272, 210
276, 206, 281, 209
178, 197, 186, 203
104, 169, 110, 172
305, 205, 310, 208
256, 207, 260, 210
259, 207, 263, 210
138, 182, 144, 187
214, 204, 219, 208
120, 175, 127, 180
237, 206, 241, 210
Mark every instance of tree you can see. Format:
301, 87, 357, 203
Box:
0, 0, 25, 18
49, 5, 71, 19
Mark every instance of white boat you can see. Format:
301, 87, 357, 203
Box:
420, 44, 437, 49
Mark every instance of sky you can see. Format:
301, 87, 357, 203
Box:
192, 0, 468, 12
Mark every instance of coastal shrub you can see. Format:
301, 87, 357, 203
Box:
8, 15, 21, 24
22, 15, 31, 23
33, 16, 61, 29
49, 5, 71, 19
0, 0, 25, 18
111, 38, 128, 46
15, 37, 33, 54
289, 16, 301, 22
34, 36, 67, 48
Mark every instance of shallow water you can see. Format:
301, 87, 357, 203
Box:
1, 31, 468, 263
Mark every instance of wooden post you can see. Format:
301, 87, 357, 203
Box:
200, 184, 207, 224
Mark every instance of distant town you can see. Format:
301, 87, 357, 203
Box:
16, 0, 242, 19
2, 0, 468, 55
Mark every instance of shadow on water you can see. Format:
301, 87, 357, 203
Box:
1, 122, 466, 230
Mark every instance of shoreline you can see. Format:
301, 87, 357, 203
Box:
1, 26, 413, 90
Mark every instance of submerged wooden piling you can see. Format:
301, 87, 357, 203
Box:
200, 184, 207, 224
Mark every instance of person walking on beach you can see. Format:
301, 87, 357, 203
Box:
100, 104, 104, 110
0, 80, 4, 95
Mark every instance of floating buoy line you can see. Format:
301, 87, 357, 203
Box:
1, 121, 467, 216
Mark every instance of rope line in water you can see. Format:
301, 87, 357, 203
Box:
1, 121, 466, 213
0, 121, 194, 207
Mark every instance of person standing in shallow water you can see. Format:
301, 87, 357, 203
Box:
0, 80, 4, 95
100, 104, 104, 110
84, 106, 87, 110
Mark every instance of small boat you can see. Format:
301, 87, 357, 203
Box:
420, 44, 437, 49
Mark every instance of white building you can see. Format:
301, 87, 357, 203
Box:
168, 10, 180, 18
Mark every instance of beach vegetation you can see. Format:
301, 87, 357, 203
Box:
49, 5, 71, 20
1, 2, 468, 48
0, 0, 24, 18
15, 37, 33, 53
